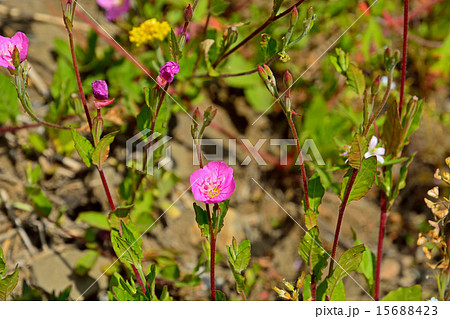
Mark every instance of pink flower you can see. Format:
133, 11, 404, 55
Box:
0, 32, 28, 70
97, 0, 130, 21
159, 61, 180, 83
190, 161, 235, 204
92, 80, 114, 109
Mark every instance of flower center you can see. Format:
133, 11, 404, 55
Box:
201, 174, 226, 199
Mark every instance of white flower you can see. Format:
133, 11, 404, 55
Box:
381, 75, 396, 90
427, 297, 438, 301
364, 136, 385, 164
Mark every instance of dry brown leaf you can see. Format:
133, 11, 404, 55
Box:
427, 186, 439, 199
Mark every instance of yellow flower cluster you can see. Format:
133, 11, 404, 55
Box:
129, 19, 171, 47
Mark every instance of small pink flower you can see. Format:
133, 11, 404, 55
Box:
97, 0, 130, 21
159, 61, 180, 83
190, 161, 235, 204
176, 27, 191, 42
92, 80, 114, 109
0, 32, 28, 70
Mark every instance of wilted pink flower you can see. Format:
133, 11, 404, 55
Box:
190, 161, 235, 204
159, 61, 180, 83
0, 32, 28, 70
92, 80, 114, 109
176, 27, 191, 42
97, 0, 130, 21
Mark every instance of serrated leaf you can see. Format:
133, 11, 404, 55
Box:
91, 131, 119, 167
348, 134, 368, 170
305, 173, 325, 213
70, 127, 94, 167
340, 157, 377, 203
382, 285, 422, 301
169, 28, 182, 62
298, 227, 328, 281
326, 244, 365, 300
74, 250, 99, 276
111, 221, 143, 266
0, 266, 18, 300
76, 212, 110, 231
346, 63, 365, 96
193, 203, 210, 238
304, 208, 317, 230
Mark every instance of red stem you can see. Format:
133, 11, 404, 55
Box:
67, 29, 92, 131
287, 115, 310, 210
398, 0, 409, 114
98, 166, 115, 211
329, 168, 358, 273
374, 191, 387, 301
131, 264, 147, 294
0, 123, 40, 133
310, 274, 316, 301
206, 204, 216, 301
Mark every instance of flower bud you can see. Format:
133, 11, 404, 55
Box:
203, 106, 217, 127
290, 6, 298, 27
184, 4, 193, 22
193, 107, 201, 124
307, 6, 314, 19
257, 65, 267, 81
12, 46, 21, 69
283, 70, 293, 87
371, 75, 381, 96
228, 27, 238, 45
92, 80, 109, 100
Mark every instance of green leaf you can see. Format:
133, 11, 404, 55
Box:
272, 0, 284, 16
304, 208, 317, 230
234, 240, 251, 272
111, 205, 134, 218
348, 134, 368, 170
346, 63, 366, 96
76, 212, 110, 231
382, 285, 422, 301
330, 280, 346, 301
70, 127, 94, 167
340, 157, 377, 203
326, 244, 365, 300
211, 0, 230, 16
305, 173, 325, 213
382, 103, 402, 156
216, 290, 227, 301
298, 227, 328, 281
212, 199, 229, 235
228, 261, 246, 292
91, 131, 119, 167
25, 186, 52, 217
389, 154, 414, 208
355, 239, 376, 294
160, 265, 180, 281
169, 28, 182, 62
74, 250, 99, 276
260, 34, 278, 61
0, 266, 19, 300
111, 221, 143, 266
28, 133, 47, 153
0, 248, 5, 277
0, 72, 19, 124
193, 203, 210, 238
92, 117, 103, 146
